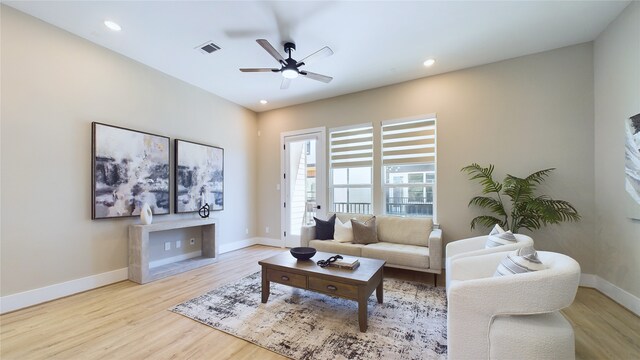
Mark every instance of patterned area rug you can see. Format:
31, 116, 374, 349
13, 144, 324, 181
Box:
170, 272, 447, 360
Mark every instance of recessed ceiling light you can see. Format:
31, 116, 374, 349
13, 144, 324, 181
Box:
423, 58, 436, 67
260, 100, 268, 105
104, 20, 122, 32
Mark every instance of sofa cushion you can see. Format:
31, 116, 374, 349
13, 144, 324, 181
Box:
334, 213, 372, 224
361, 242, 430, 269
308, 240, 365, 257
313, 214, 336, 240
352, 216, 379, 244
334, 217, 354, 243
376, 216, 432, 247
494, 246, 546, 276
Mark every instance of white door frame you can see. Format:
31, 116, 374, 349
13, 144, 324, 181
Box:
280, 127, 326, 248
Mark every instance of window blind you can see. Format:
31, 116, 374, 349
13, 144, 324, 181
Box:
329, 124, 373, 169
382, 118, 436, 165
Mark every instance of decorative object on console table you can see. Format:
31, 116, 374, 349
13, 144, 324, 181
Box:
175, 139, 224, 213
461, 163, 581, 232
140, 203, 153, 225
198, 203, 210, 218
91, 122, 170, 219
624, 113, 640, 219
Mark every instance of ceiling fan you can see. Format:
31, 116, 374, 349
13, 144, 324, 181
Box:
240, 39, 333, 89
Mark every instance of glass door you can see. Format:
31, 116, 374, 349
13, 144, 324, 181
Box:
282, 130, 326, 248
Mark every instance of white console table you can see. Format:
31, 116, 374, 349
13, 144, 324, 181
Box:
128, 219, 217, 284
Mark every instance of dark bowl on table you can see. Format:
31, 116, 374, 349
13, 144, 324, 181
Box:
290, 247, 317, 261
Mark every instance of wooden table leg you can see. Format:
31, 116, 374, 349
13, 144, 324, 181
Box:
358, 290, 368, 332
376, 268, 384, 304
261, 268, 270, 303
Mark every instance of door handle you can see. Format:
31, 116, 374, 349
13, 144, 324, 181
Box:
316, 205, 321, 209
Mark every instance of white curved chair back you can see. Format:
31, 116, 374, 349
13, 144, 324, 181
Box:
447, 251, 581, 360
445, 233, 534, 292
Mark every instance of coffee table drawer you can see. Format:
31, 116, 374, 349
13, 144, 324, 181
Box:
309, 277, 358, 300
267, 269, 307, 288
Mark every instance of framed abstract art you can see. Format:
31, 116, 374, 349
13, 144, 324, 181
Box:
92, 122, 170, 219
625, 113, 640, 220
175, 139, 224, 213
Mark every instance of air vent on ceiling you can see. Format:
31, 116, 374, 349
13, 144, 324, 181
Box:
196, 41, 221, 54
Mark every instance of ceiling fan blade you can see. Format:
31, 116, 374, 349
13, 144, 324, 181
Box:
300, 71, 333, 83
239, 68, 279, 72
280, 78, 291, 90
296, 46, 333, 66
256, 39, 286, 65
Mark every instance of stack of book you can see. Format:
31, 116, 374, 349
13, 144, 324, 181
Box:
329, 256, 360, 270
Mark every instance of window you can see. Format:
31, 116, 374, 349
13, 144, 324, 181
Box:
382, 117, 436, 217
329, 124, 373, 214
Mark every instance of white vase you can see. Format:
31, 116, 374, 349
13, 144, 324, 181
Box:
140, 203, 153, 225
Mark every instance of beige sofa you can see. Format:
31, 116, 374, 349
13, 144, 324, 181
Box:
301, 213, 442, 282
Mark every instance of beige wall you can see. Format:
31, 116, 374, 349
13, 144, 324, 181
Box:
0, 7, 258, 296
257, 43, 596, 273
594, 2, 640, 298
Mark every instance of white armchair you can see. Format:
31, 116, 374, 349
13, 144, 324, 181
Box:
445, 234, 533, 292
447, 251, 581, 360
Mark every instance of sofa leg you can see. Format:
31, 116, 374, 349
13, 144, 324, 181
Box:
433, 274, 437, 287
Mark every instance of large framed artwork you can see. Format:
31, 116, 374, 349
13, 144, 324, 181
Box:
175, 139, 224, 213
92, 122, 170, 219
625, 113, 640, 220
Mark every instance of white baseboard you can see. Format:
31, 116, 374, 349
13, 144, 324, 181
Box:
579, 273, 599, 288
218, 237, 283, 253
1, 237, 285, 314
255, 237, 285, 248
580, 273, 640, 316
219, 238, 258, 253
0, 267, 128, 314
218, 237, 285, 253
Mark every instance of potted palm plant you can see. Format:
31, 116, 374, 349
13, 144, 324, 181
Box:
461, 163, 580, 232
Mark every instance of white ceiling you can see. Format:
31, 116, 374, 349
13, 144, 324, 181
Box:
5, 1, 629, 112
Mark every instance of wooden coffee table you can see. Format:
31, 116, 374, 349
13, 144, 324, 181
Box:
259, 251, 385, 332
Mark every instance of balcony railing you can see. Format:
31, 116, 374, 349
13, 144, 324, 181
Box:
332, 196, 433, 216
386, 196, 433, 216
333, 202, 371, 214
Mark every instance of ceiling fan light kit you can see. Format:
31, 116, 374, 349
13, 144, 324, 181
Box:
240, 39, 333, 89
282, 69, 299, 79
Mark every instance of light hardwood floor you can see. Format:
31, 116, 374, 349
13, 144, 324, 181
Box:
1, 245, 638, 359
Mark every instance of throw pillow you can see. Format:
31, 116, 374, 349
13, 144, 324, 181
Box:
351, 216, 378, 244
494, 246, 546, 276
489, 224, 505, 236
313, 214, 336, 240
334, 217, 354, 243
485, 230, 517, 248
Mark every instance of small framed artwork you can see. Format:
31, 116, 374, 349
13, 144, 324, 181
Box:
625, 113, 640, 220
175, 139, 224, 213
92, 122, 170, 219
